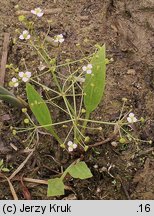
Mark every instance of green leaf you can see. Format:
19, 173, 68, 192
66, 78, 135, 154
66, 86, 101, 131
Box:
26, 83, 54, 133
68, 162, 93, 180
47, 178, 65, 196
84, 45, 106, 113
0, 86, 14, 96
0, 159, 4, 167
1, 167, 10, 172
0, 86, 26, 108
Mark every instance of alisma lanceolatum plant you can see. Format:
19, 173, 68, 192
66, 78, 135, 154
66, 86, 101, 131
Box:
3, 7, 143, 197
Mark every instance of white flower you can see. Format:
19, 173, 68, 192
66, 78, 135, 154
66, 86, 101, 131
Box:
82, 64, 92, 74
19, 71, 31, 82
127, 112, 137, 123
19, 30, 31, 40
31, 7, 44, 17
53, 34, 64, 43
67, 141, 77, 152
11, 77, 19, 87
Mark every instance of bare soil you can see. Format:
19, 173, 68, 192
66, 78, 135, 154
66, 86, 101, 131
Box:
0, 0, 154, 200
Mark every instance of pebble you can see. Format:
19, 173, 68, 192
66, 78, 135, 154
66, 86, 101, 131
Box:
127, 69, 136, 75
93, 164, 98, 169
63, 194, 77, 200
111, 141, 118, 147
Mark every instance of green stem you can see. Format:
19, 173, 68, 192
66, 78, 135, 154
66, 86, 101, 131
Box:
79, 118, 117, 125
30, 40, 81, 144
81, 111, 90, 136
36, 119, 74, 128
72, 80, 77, 142
31, 41, 75, 115
60, 160, 78, 181
56, 54, 93, 68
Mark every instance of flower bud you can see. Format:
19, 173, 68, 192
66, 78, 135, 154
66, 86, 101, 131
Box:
12, 130, 17, 135
84, 145, 89, 151
22, 108, 27, 113
140, 117, 145, 123
119, 137, 126, 144
18, 15, 26, 22
24, 118, 29, 124
81, 108, 86, 113
84, 136, 90, 143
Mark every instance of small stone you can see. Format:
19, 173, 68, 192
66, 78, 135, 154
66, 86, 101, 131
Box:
96, 187, 101, 193
111, 141, 118, 147
98, 127, 102, 131
122, 97, 128, 102
62, 194, 77, 200
127, 69, 136, 75
99, 167, 107, 172
93, 164, 98, 169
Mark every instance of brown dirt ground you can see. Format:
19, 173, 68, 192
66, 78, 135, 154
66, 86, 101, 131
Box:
0, 0, 154, 200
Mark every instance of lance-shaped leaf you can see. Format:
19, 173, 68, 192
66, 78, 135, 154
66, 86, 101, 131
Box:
0, 85, 27, 108
84, 45, 106, 113
26, 83, 54, 133
68, 162, 93, 179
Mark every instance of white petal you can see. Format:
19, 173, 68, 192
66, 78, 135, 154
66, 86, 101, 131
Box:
12, 77, 17, 82
14, 82, 19, 87
68, 147, 73, 152
86, 70, 91, 74
129, 113, 135, 118
31, 10, 36, 14
133, 117, 137, 122
82, 66, 87, 71
25, 34, 31, 40
54, 38, 58, 43
37, 12, 44, 17
22, 77, 29, 82
23, 30, 28, 35
127, 117, 132, 123
67, 141, 73, 146
19, 35, 24, 40
59, 38, 64, 43
25, 71, 31, 77
76, 77, 85, 83
36, 7, 41, 11
73, 143, 77, 149
18, 72, 24, 78
87, 64, 92, 69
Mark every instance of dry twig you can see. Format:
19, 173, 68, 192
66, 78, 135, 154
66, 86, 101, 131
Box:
9, 149, 35, 180
6, 177, 18, 200
0, 33, 10, 86
15, 8, 62, 16
88, 124, 119, 148
134, 147, 154, 158
14, 177, 72, 191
